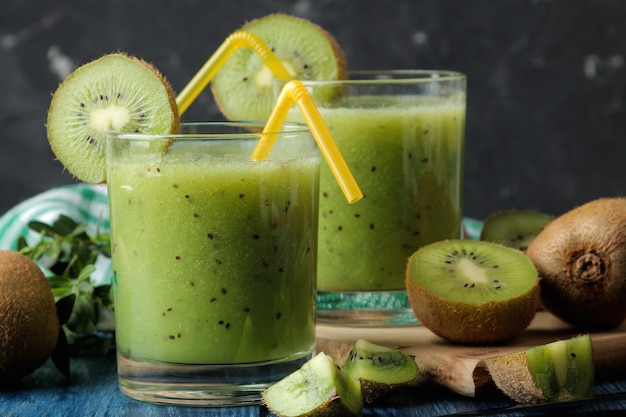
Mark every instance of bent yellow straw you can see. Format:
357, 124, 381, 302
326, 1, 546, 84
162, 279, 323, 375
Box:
176, 31, 292, 115
252, 80, 363, 204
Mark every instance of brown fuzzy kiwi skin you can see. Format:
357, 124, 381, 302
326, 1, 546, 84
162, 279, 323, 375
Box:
0, 250, 60, 382
526, 197, 626, 330
405, 275, 540, 344
483, 352, 546, 404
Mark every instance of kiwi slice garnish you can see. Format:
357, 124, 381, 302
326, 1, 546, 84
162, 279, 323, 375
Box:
262, 352, 362, 417
480, 210, 554, 252
47, 53, 179, 183
405, 239, 541, 344
342, 339, 418, 404
485, 334, 594, 404
211, 13, 347, 121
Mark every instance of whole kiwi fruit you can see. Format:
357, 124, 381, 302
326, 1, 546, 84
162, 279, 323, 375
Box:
0, 250, 59, 382
526, 197, 626, 330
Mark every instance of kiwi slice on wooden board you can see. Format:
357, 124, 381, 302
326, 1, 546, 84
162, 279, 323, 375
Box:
485, 334, 594, 404
480, 210, 554, 252
342, 339, 418, 403
211, 13, 347, 121
406, 239, 541, 344
47, 53, 179, 184
526, 197, 626, 330
262, 352, 362, 417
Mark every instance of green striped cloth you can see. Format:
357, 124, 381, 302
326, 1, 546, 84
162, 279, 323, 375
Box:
0, 184, 482, 286
0, 184, 111, 286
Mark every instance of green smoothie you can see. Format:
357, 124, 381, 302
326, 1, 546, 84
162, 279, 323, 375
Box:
107, 138, 319, 365
306, 96, 465, 291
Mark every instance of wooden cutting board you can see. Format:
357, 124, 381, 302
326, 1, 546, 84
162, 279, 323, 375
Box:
316, 311, 626, 397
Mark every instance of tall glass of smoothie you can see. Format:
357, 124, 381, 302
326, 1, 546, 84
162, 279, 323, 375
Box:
280, 70, 466, 326
105, 122, 319, 406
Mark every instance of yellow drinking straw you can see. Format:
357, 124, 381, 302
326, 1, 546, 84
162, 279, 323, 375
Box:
175, 30, 362, 204
252, 80, 363, 204
176, 31, 293, 115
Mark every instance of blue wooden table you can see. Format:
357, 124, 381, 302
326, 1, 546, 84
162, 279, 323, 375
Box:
2, 351, 626, 416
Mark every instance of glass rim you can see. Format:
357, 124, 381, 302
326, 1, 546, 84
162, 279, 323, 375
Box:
106, 121, 311, 141
278, 69, 466, 85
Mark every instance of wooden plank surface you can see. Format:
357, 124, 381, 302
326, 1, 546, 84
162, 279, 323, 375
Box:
317, 311, 626, 397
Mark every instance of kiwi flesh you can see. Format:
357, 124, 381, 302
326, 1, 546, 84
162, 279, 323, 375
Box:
342, 339, 418, 403
480, 210, 554, 252
526, 197, 626, 330
0, 250, 60, 382
405, 239, 541, 344
485, 334, 594, 404
262, 352, 362, 417
47, 53, 179, 184
211, 13, 347, 121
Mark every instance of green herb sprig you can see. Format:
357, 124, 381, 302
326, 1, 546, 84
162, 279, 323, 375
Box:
16, 214, 114, 377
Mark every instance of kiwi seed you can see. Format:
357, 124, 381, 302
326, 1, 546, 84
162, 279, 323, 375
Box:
405, 239, 540, 344
47, 53, 179, 184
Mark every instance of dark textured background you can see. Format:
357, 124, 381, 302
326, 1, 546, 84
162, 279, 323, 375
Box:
1, 0, 625, 220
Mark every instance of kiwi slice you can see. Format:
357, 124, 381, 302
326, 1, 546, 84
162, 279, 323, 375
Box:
480, 210, 554, 252
342, 339, 418, 403
485, 334, 594, 403
262, 352, 362, 417
211, 13, 347, 121
405, 239, 541, 344
47, 53, 179, 183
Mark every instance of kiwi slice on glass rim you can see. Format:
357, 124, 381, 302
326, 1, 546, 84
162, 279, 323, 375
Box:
46, 53, 179, 183
405, 239, 541, 344
211, 13, 347, 121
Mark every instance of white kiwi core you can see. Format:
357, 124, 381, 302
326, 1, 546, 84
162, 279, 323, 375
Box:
90, 105, 131, 132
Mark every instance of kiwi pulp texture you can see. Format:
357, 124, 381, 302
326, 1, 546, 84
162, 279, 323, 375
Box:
212, 13, 347, 121
480, 210, 554, 252
406, 240, 540, 344
47, 53, 179, 184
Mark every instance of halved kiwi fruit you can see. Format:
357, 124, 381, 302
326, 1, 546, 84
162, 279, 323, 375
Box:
262, 352, 362, 417
211, 13, 347, 121
406, 240, 541, 344
480, 210, 554, 252
47, 53, 179, 183
485, 334, 594, 404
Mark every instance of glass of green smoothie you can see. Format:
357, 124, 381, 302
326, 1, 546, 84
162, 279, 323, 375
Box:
279, 70, 466, 326
105, 121, 320, 406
